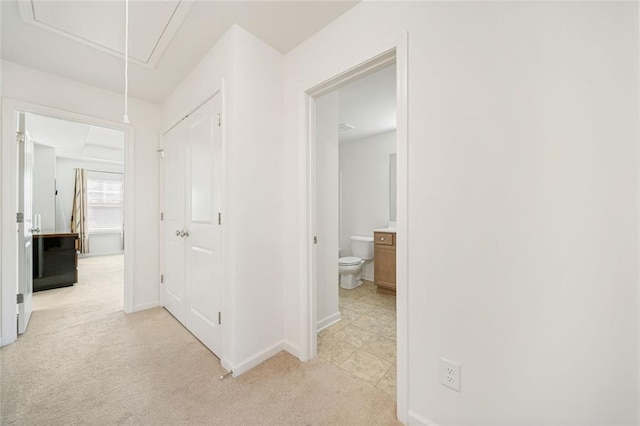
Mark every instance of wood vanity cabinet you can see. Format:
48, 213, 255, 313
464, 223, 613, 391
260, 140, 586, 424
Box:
374, 231, 396, 295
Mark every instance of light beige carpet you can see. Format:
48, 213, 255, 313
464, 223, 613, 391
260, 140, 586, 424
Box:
1, 255, 399, 425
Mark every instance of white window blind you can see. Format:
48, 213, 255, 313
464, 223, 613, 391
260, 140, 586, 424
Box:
87, 172, 124, 233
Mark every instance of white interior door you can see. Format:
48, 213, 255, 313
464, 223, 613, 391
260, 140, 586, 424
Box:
17, 112, 34, 334
184, 95, 223, 357
161, 93, 223, 357
162, 118, 187, 324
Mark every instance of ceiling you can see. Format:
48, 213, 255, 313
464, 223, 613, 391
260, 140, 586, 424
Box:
26, 113, 125, 163
338, 64, 396, 143
1, 1, 359, 103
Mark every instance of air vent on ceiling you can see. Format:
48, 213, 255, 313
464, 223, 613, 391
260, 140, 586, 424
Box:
338, 123, 355, 132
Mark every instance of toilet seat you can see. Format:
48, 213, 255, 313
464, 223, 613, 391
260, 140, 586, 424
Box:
339, 256, 362, 266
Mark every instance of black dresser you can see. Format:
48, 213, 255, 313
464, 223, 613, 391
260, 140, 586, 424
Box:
32, 232, 78, 292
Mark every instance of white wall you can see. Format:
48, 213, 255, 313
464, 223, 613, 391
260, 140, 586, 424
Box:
55, 157, 124, 255
339, 130, 396, 280
2, 60, 162, 313
315, 92, 339, 330
32, 143, 56, 231
283, 2, 638, 425
162, 25, 285, 373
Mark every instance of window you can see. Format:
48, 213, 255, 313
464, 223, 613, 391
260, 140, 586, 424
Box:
87, 173, 124, 233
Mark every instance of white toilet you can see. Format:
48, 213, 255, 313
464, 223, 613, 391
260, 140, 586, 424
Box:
339, 236, 374, 289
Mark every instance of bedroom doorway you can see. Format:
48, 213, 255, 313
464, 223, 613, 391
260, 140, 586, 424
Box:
1, 99, 134, 344
26, 112, 126, 333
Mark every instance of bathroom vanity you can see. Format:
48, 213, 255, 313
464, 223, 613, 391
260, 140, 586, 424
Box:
373, 229, 396, 294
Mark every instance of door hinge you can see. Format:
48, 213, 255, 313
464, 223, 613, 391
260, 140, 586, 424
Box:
218, 312, 221, 325
16, 213, 24, 223
217, 113, 221, 127
160, 212, 164, 221
156, 149, 165, 159
160, 274, 164, 284
313, 236, 318, 244
17, 293, 24, 304
218, 212, 221, 225
16, 131, 24, 143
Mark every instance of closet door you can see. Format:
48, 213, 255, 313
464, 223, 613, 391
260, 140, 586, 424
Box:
161, 93, 223, 358
162, 119, 187, 324
184, 95, 223, 357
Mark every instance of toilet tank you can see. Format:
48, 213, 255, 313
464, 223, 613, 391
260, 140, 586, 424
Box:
350, 236, 374, 260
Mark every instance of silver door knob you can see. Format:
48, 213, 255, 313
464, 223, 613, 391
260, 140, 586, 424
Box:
175, 230, 181, 236
183, 230, 189, 238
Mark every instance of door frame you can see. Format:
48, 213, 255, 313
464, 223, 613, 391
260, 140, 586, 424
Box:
1, 98, 135, 346
299, 33, 409, 421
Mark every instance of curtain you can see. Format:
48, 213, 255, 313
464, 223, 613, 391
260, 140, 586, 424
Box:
71, 168, 89, 253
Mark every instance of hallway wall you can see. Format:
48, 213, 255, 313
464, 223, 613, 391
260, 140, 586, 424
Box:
283, 2, 639, 424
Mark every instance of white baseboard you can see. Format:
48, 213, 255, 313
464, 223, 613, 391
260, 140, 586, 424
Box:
317, 311, 341, 332
230, 340, 288, 377
408, 411, 439, 426
133, 301, 159, 312
282, 340, 299, 358
0, 336, 16, 347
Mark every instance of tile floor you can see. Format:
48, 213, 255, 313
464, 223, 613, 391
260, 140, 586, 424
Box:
317, 280, 397, 397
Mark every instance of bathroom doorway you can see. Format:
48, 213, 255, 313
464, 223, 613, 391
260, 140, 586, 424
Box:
312, 61, 399, 397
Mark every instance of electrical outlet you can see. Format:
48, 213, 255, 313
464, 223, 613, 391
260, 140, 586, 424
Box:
439, 358, 461, 392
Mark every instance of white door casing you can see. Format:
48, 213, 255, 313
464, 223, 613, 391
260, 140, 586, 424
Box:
17, 112, 34, 334
1, 98, 134, 347
162, 93, 223, 358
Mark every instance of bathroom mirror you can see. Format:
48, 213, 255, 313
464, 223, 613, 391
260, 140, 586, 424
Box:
389, 154, 397, 223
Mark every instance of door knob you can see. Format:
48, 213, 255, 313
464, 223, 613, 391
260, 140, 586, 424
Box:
175, 230, 181, 236
183, 230, 189, 238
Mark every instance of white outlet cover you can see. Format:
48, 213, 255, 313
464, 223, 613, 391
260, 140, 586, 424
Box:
439, 358, 461, 392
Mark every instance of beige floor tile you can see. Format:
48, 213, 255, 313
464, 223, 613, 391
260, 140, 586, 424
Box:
369, 306, 396, 324
352, 284, 376, 298
318, 336, 358, 365
346, 300, 376, 315
379, 323, 397, 342
357, 294, 384, 306
376, 364, 397, 397
377, 296, 397, 311
352, 313, 392, 330
339, 290, 359, 302
329, 281, 398, 387
340, 350, 392, 386
333, 324, 377, 347
339, 298, 354, 309
339, 308, 361, 322
360, 336, 397, 363
318, 319, 351, 341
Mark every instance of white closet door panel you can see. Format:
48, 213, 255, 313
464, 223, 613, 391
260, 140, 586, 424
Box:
185, 94, 223, 357
162, 120, 187, 323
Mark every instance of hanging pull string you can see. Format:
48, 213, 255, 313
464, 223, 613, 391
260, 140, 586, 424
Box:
123, 0, 130, 124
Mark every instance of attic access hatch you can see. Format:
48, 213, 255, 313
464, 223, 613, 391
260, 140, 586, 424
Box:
17, 0, 193, 68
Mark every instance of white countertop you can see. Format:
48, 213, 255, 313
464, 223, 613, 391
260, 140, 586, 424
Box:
373, 227, 396, 233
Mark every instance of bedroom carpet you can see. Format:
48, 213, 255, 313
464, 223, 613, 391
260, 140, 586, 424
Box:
0, 255, 399, 425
